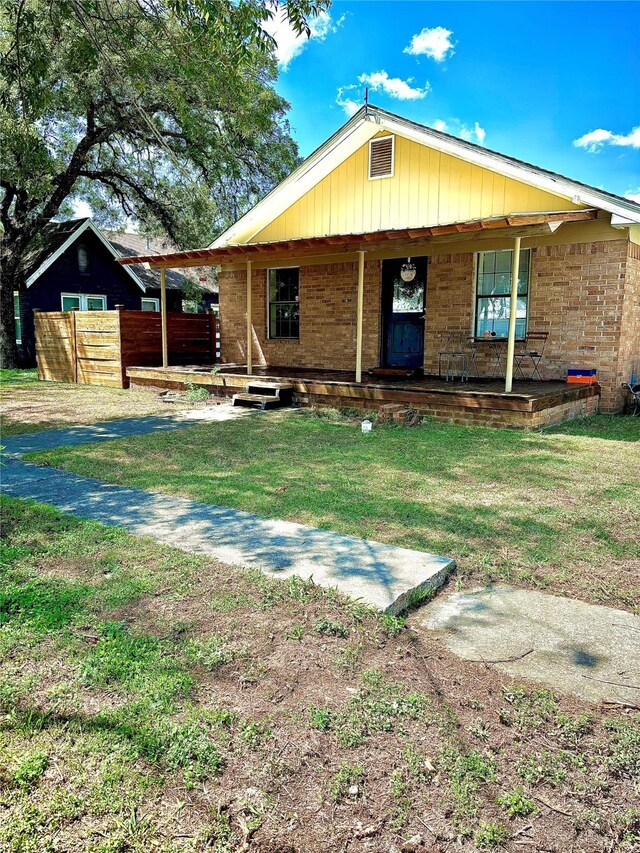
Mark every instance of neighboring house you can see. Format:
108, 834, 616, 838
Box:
13, 218, 218, 365
120, 105, 640, 414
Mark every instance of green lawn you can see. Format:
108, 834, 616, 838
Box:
1, 496, 638, 851
28, 410, 640, 611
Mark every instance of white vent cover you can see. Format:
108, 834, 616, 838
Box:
369, 136, 394, 179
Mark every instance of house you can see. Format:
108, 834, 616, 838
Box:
14, 218, 217, 365
119, 105, 640, 427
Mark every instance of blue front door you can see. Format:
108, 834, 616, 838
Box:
382, 257, 427, 369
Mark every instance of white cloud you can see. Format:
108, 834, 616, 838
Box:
265, 10, 344, 71
357, 70, 430, 101
404, 26, 456, 62
336, 87, 361, 117
573, 126, 640, 153
625, 189, 640, 204
432, 118, 486, 145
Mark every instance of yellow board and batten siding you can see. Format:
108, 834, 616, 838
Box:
251, 132, 585, 244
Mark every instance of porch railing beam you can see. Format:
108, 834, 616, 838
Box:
246, 260, 252, 374
355, 250, 365, 383
504, 235, 521, 393
160, 267, 168, 368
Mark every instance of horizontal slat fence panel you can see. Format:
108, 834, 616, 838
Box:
35, 311, 76, 383
35, 309, 217, 388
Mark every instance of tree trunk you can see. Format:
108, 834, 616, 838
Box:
0, 270, 20, 369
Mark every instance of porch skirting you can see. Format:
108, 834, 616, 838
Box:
126, 365, 600, 430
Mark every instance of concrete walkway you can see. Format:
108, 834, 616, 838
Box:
1, 409, 454, 614
420, 585, 640, 705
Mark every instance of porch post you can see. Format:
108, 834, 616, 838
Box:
504, 236, 521, 393
246, 260, 252, 374
160, 267, 168, 368
355, 250, 365, 383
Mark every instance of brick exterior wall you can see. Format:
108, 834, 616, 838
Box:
219, 261, 381, 370
218, 239, 636, 412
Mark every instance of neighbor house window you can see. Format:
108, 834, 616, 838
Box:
77, 244, 90, 274
13, 291, 21, 344
268, 268, 299, 339
475, 249, 530, 339
61, 293, 106, 311
141, 297, 160, 311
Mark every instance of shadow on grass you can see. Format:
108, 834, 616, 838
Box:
548, 414, 640, 442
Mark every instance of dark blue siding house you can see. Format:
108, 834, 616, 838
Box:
15, 219, 217, 366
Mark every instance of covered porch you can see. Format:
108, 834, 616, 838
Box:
118, 208, 604, 426
126, 364, 600, 429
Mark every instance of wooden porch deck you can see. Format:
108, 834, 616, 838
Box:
126, 363, 601, 429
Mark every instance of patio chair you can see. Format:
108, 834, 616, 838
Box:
437, 332, 476, 382
514, 330, 549, 381
622, 383, 640, 416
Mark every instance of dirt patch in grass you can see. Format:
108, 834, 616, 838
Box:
0, 368, 197, 436
1, 496, 639, 852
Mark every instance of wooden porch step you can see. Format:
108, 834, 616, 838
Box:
232, 392, 290, 410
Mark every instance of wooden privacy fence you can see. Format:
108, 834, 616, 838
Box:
35, 309, 217, 388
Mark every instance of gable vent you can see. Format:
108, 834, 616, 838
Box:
369, 136, 394, 179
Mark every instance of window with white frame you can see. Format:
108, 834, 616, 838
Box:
475, 249, 530, 339
13, 291, 21, 344
61, 293, 106, 311
268, 268, 300, 339
141, 297, 160, 311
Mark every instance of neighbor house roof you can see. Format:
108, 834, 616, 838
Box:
23, 218, 147, 291
211, 104, 640, 247
104, 231, 215, 292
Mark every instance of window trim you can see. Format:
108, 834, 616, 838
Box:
368, 135, 395, 180
141, 297, 160, 311
267, 266, 300, 341
474, 248, 531, 341
13, 291, 22, 344
61, 293, 107, 311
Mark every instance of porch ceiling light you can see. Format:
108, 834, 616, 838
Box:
400, 257, 416, 282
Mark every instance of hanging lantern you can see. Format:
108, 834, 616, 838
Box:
400, 257, 416, 282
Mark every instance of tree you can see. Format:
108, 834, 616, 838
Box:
0, 0, 330, 366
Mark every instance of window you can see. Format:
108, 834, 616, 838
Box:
141, 297, 160, 311
61, 293, 106, 311
268, 268, 299, 339
13, 291, 21, 344
77, 244, 90, 274
475, 249, 530, 339
369, 136, 394, 179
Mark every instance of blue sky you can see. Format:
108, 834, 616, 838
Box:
267, 1, 640, 202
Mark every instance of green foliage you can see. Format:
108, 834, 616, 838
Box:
0, 0, 329, 363
496, 787, 537, 817
517, 750, 585, 786
240, 720, 271, 748
184, 635, 235, 670
474, 821, 510, 848
309, 706, 332, 731
499, 685, 558, 730
440, 747, 497, 835
313, 669, 433, 748
185, 383, 211, 402
12, 750, 49, 790
378, 613, 406, 637
327, 762, 365, 803
314, 618, 348, 638
80, 622, 191, 707
603, 715, 640, 777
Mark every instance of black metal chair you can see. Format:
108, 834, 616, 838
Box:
514, 330, 549, 381
622, 383, 640, 416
